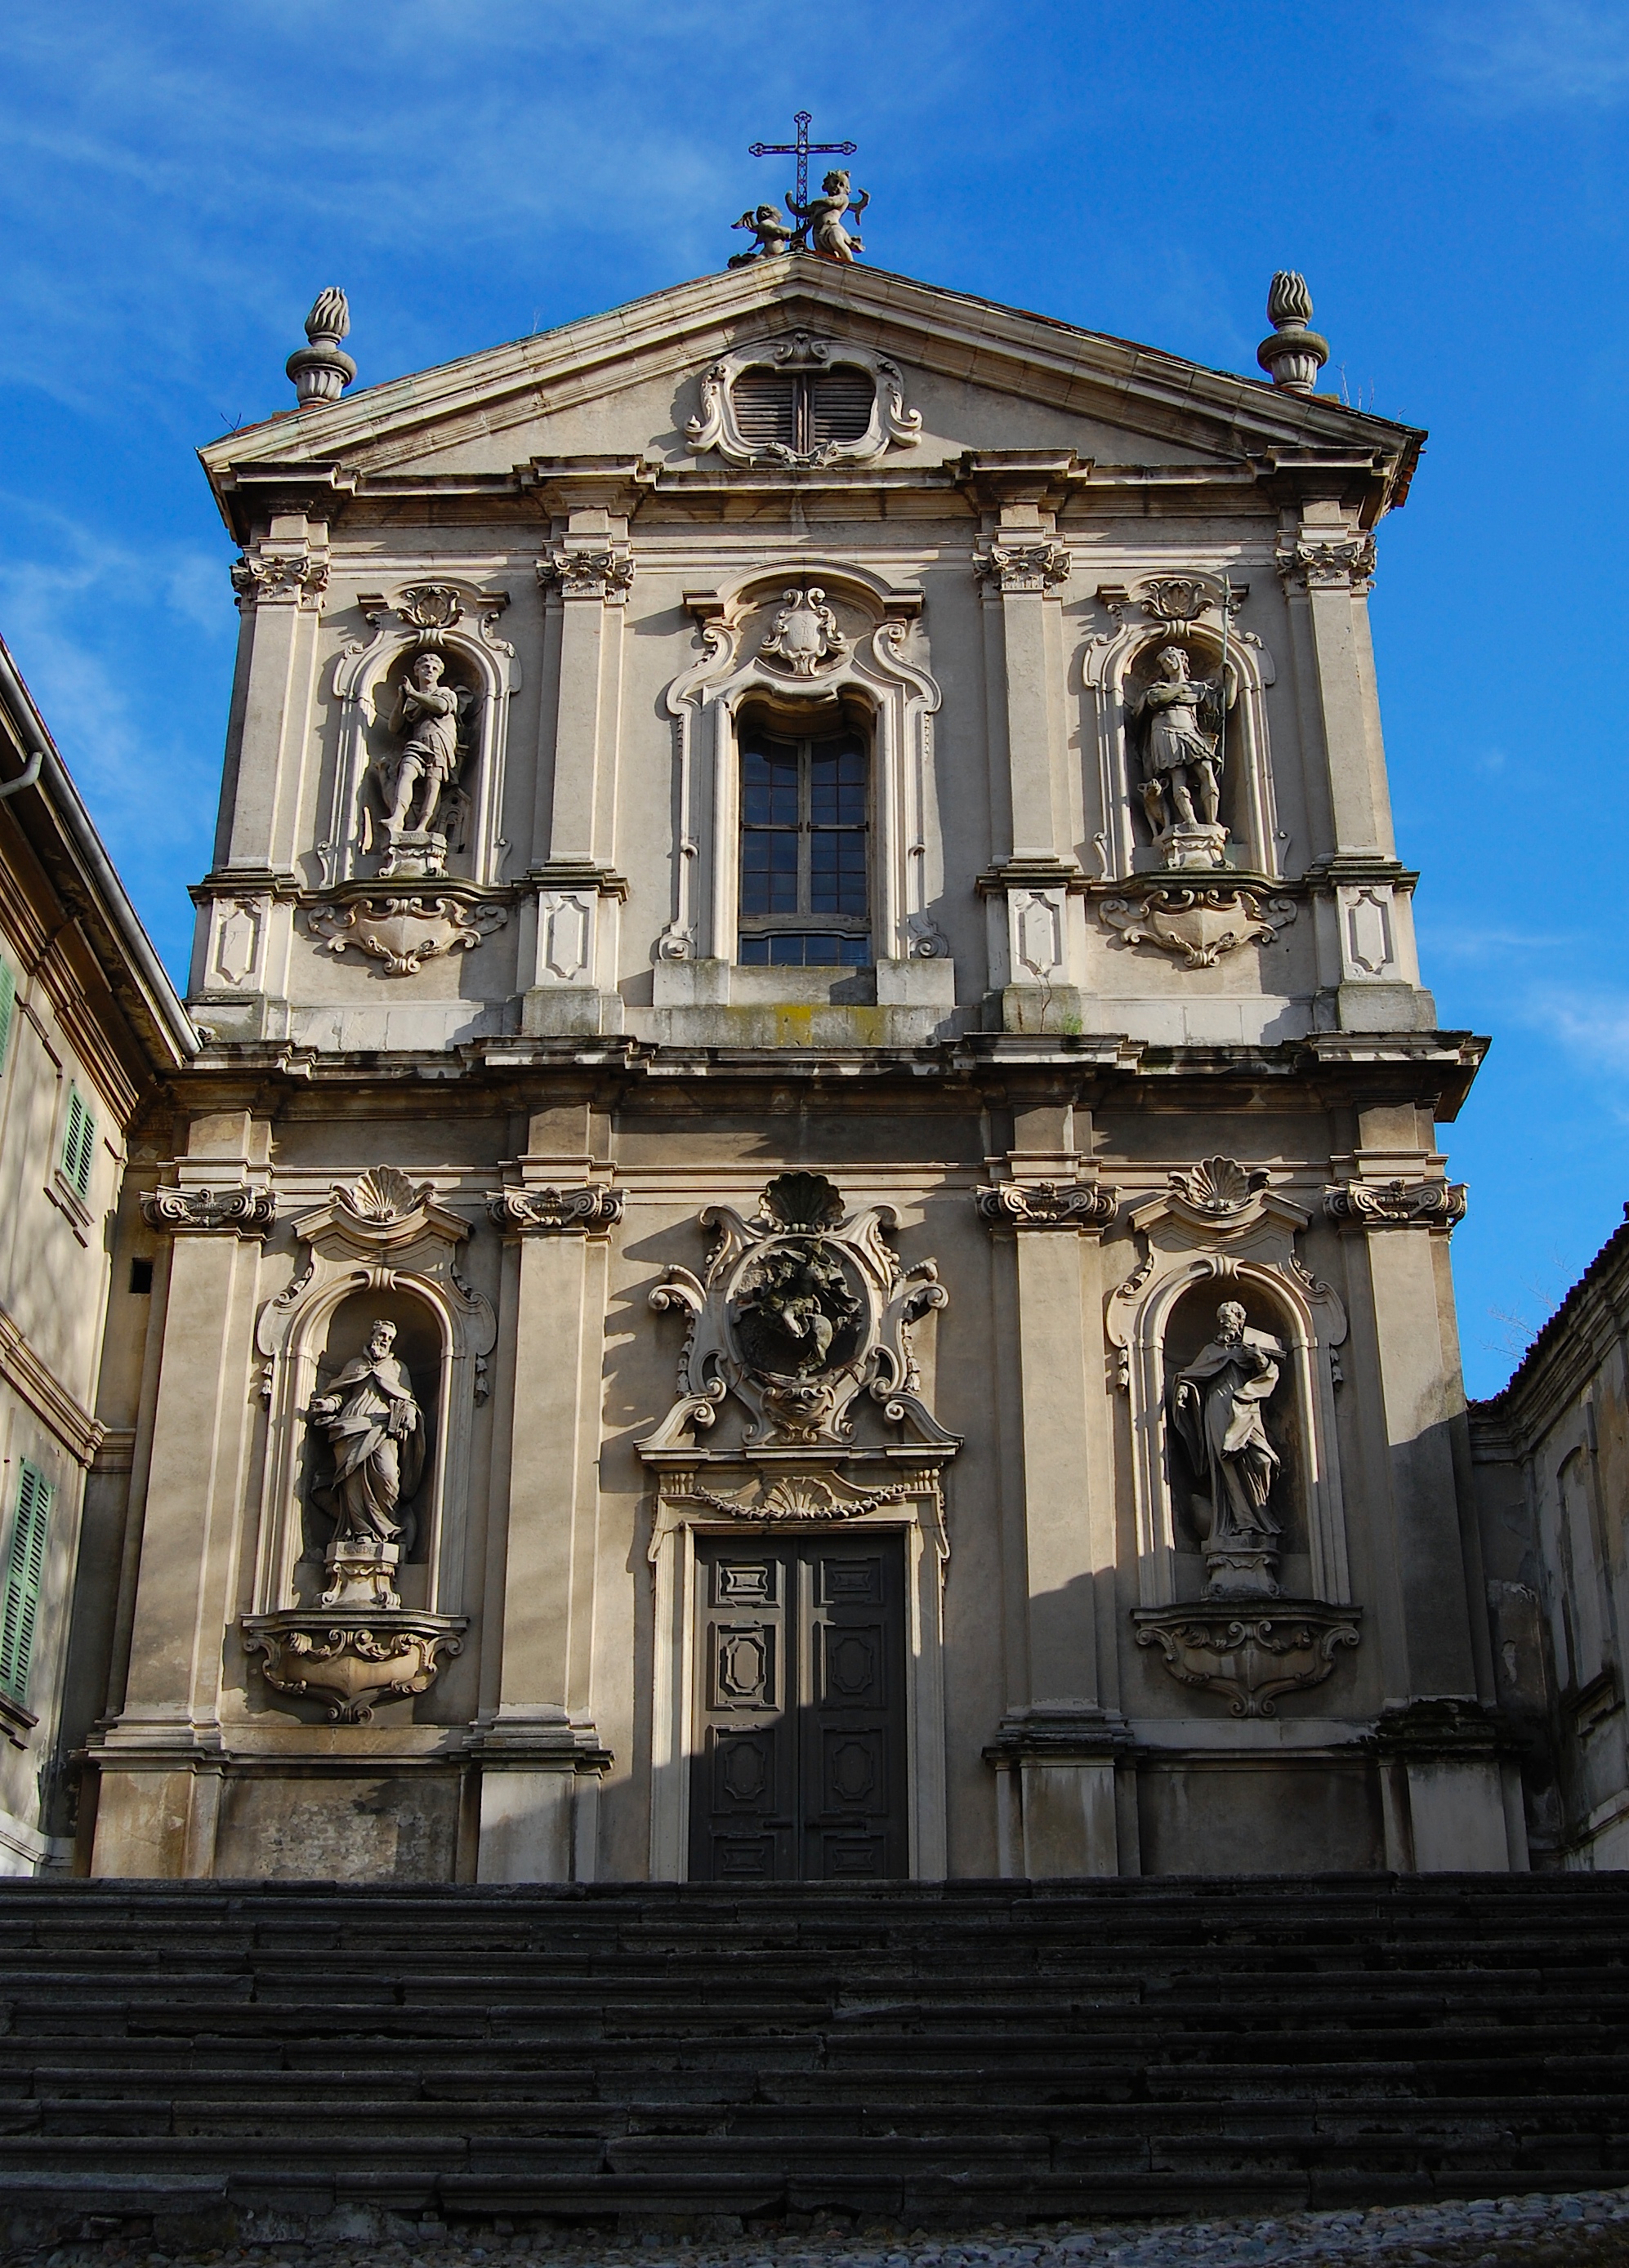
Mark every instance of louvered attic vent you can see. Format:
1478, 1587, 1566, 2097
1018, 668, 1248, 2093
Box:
733, 365, 875, 457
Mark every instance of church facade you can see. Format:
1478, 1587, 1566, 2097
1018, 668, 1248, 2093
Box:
73, 245, 1522, 1884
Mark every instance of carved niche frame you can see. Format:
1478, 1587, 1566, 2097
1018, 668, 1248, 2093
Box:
317, 581, 521, 893
1082, 573, 1283, 883
1105, 1159, 1351, 1611
658, 562, 947, 969
248, 1166, 497, 1625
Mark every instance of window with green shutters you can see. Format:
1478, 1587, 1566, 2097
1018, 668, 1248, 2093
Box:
0, 1461, 53, 1704
0, 957, 15, 1074
60, 1085, 95, 1201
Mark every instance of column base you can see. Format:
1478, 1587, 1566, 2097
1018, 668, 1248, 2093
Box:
984, 1706, 1133, 1878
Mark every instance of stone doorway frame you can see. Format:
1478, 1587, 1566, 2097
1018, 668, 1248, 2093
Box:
646, 1474, 949, 1882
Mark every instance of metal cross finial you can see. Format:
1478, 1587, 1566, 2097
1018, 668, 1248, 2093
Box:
748, 109, 856, 221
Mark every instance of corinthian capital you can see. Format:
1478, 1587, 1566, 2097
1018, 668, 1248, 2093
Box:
538, 547, 636, 602
1274, 534, 1376, 595
1324, 1179, 1467, 1231
230, 551, 329, 609
975, 1180, 1117, 1231
487, 1185, 625, 1234
141, 1185, 277, 1237
974, 540, 1072, 595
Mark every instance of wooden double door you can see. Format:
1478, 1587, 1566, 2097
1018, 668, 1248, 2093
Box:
690, 1531, 908, 1882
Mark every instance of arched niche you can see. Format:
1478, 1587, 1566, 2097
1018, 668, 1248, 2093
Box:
1081, 581, 1280, 883
658, 563, 945, 968
319, 583, 520, 890
1106, 1162, 1348, 1611
252, 1167, 496, 1622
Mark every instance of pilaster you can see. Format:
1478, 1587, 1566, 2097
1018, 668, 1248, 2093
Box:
475, 1115, 618, 1881
89, 1112, 274, 1878
976, 1099, 1126, 1874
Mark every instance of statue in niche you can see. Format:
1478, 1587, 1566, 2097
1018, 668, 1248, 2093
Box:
1170, 1300, 1284, 1594
788, 169, 868, 262
730, 205, 795, 265
1128, 644, 1234, 868
760, 587, 846, 676
367, 652, 473, 878
306, 1319, 425, 1557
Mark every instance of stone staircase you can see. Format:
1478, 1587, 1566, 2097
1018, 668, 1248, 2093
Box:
2, 1874, 1629, 2239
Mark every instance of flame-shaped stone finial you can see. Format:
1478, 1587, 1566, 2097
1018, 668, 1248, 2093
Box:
1256, 270, 1329, 395
286, 286, 357, 408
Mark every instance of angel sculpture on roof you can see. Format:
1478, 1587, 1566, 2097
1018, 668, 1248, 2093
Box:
789, 169, 868, 263
729, 206, 796, 266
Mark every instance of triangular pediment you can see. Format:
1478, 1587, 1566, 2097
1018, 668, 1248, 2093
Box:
200, 261, 1421, 520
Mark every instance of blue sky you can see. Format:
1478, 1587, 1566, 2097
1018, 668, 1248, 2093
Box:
0, 0, 1624, 1396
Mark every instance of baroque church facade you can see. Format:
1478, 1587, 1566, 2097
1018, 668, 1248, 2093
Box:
60, 233, 1527, 1886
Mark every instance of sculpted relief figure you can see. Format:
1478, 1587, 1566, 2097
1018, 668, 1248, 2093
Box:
306, 1319, 426, 1553
789, 168, 868, 262
1170, 1300, 1284, 1590
1129, 644, 1234, 864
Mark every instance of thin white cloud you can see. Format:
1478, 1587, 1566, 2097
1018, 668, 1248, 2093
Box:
1434, 0, 1629, 110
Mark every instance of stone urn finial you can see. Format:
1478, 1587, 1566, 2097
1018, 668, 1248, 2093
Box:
286, 286, 356, 408
1256, 270, 1329, 395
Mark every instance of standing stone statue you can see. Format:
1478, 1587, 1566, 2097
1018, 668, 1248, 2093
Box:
788, 169, 868, 261
1170, 1300, 1284, 1591
1129, 645, 1234, 867
306, 1319, 425, 1552
382, 652, 463, 840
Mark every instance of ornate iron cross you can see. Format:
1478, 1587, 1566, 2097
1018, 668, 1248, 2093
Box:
748, 109, 856, 220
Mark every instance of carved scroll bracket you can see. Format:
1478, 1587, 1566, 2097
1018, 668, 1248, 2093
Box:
1325, 1179, 1467, 1232
243, 1611, 465, 1724
1133, 1601, 1361, 1719
306, 889, 508, 974
975, 1181, 1118, 1232
141, 1186, 276, 1240
487, 1185, 625, 1235
1098, 881, 1297, 969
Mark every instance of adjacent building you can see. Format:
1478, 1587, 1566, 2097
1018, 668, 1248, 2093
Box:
0, 637, 197, 1872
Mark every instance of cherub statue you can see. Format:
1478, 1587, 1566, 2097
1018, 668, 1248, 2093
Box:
1127, 644, 1234, 838
729, 205, 795, 267
788, 169, 869, 263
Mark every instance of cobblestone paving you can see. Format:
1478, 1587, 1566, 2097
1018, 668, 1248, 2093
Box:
13, 2189, 1629, 2268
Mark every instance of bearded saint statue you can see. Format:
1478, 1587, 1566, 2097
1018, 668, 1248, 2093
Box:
306, 1319, 425, 1548
1169, 1300, 1283, 1550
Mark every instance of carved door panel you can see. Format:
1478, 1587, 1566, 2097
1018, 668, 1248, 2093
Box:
690, 1533, 907, 1882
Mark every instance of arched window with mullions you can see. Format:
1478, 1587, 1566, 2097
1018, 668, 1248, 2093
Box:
738, 724, 871, 967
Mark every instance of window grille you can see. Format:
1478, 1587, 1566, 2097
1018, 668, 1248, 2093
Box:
0, 1460, 53, 1704
0, 957, 15, 1073
731, 366, 874, 458
739, 729, 870, 966
61, 1086, 95, 1201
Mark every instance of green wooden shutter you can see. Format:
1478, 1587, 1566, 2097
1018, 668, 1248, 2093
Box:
0, 1461, 53, 1704
61, 1086, 95, 1200
0, 958, 16, 1074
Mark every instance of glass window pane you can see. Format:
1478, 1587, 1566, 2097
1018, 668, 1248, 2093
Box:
739, 934, 769, 964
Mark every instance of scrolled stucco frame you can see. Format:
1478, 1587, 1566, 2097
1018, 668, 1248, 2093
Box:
1106, 1179, 1350, 1610
659, 563, 943, 968
685, 336, 922, 469
1082, 578, 1281, 882
251, 1182, 497, 1620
